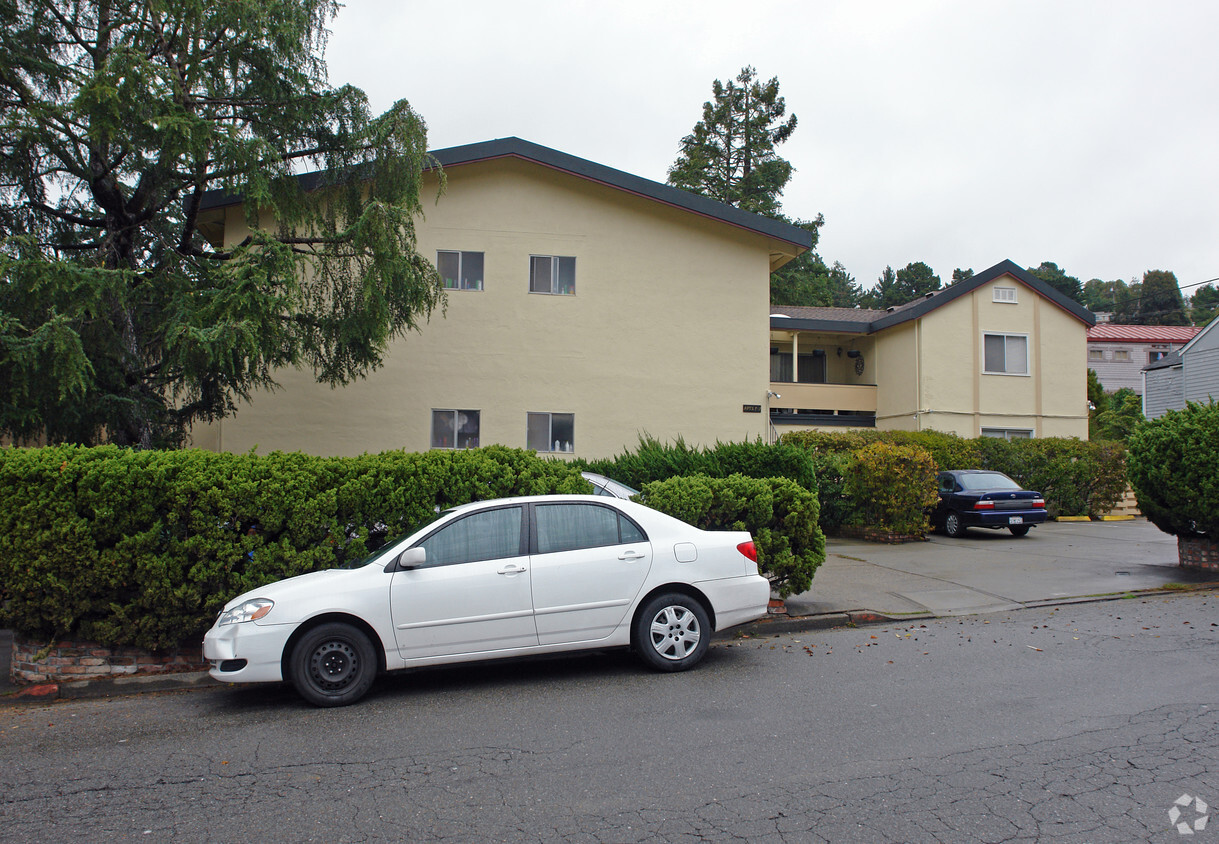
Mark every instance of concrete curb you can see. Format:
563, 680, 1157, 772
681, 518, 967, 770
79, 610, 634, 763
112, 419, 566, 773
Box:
1, 670, 219, 706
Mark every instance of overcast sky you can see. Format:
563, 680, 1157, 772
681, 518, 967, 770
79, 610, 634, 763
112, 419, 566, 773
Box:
324, 0, 1216, 297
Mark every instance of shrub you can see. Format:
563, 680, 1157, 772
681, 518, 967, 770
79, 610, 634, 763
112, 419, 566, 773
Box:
1127, 401, 1219, 538
578, 434, 817, 491
844, 442, 938, 536
974, 437, 1127, 518
637, 474, 825, 597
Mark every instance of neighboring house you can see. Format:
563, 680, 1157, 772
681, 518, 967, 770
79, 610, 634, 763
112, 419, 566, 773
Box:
1086, 324, 1201, 394
768, 261, 1095, 440
1142, 316, 1219, 419
189, 138, 812, 457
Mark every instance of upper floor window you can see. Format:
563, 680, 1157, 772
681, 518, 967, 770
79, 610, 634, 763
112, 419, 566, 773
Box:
1113, 349, 1131, 362
1088, 349, 1104, 362
437, 250, 483, 291
993, 286, 1018, 303
1149, 350, 1168, 363
530, 255, 576, 295
528, 412, 574, 453
983, 333, 1028, 375
431, 409, 480, 449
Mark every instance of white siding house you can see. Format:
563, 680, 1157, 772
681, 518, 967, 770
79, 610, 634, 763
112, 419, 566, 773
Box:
1087, 324, 1200, 394
1142, 317, 1219, 418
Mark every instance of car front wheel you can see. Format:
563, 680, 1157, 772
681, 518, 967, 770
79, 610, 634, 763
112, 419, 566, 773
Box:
634, 593, 711, 672
289, 622, 377, 707
945, 511, 966, 538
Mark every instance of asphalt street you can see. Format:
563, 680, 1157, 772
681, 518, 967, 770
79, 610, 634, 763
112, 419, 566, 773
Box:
2, 592, 1216, 843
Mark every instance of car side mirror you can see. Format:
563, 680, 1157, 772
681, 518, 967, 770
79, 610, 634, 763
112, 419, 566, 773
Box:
395, 547, 426, 571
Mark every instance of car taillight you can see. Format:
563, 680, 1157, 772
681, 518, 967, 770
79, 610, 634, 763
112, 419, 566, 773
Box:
737, 541, 758, 562
1031, 498, 1045, 509
973, 501, 995, 510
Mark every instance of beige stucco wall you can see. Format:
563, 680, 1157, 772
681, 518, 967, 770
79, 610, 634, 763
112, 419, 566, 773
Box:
876, 275, 1088, 438
873, 323, 919, 430
191, 157, 777, 458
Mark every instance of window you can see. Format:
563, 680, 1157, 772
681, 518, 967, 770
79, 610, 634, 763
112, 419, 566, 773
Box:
1113, 349, 1131, 362
981, 428, 1034, 440
993, 286, 1018, 303
528, 412, 575, 452
529, 255, 576, 295
983, 333, 1028, 374
769, 349, 827, 383
431, 409, 480, 449
1088, 349, 1104, 362
436, 250, 483, 291
419, 506, 522, 566
535, 503, 647, 554
1149, 350, 1167, 364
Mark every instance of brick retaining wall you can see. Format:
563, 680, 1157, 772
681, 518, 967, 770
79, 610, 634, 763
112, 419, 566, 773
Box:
1179, 535, 1219, 571
11, 635, 207, 685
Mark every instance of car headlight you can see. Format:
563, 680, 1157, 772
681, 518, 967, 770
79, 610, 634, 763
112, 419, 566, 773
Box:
218, 599, 274, 626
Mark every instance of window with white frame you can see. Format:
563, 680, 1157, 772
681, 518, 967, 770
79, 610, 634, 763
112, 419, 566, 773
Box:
983, 333, 1028, 374
981, 427, 1034, 440
436, 251, 484, 291
1088, 348, 1104, 361
529, 255, 576, 295
431, 409, 480, 449
993, 286, 1018, 303
527, 412, 574, 452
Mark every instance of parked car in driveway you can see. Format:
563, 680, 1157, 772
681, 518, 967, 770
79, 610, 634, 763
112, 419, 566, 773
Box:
204, 495, 769, 706
581, 471, 639, 499
930, 470, 1048, 538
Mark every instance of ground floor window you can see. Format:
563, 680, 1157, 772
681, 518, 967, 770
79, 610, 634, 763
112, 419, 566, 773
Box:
528, 412, 574, 452
432, 409, 480, 449
981, 427, 1033, 440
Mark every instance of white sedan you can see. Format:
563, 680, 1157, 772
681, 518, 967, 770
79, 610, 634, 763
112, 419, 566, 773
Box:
204, 495, 770, 706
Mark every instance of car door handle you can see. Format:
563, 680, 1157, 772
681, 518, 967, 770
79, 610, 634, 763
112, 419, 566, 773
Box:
498, 565, 527, 575
618, 551, 646, 561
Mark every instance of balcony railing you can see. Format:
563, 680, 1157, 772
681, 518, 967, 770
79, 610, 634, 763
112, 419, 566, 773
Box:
769, 382, 877, 427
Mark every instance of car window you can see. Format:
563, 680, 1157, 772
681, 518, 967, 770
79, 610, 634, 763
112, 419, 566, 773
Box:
418, 506, 523, 566
938, 476, 955, 493
535, 503, 646, 554
958, 473, 1021, 491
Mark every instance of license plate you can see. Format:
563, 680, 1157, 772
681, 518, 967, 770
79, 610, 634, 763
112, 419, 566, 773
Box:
1009, 516, 1023, 525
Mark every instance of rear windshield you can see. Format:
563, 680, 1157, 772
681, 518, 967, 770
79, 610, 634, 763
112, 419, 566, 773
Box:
958, 473, 1021, 491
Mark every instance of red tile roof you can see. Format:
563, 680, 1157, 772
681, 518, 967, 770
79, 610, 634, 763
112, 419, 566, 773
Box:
1086, 324, 1202, 343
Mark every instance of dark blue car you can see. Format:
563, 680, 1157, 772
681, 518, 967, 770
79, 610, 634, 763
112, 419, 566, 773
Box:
931, 470, 1047, 538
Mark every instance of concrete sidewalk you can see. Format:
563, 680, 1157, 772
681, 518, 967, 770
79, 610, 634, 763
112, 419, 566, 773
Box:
3, 518, 1215, 703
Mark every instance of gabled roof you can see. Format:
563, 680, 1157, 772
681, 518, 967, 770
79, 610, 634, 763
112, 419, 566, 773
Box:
1088, 324, 1201, 343
770, 260, 1096, 334
198, 137, 814, 253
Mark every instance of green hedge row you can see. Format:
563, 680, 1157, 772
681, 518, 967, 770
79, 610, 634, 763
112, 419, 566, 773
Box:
576, 435, 817, 491
636, 474, 824, 598
0, 445, 588, 650
780, 430, 1129, 529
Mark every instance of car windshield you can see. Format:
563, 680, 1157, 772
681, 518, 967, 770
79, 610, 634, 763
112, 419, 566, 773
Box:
958, 473, 1021, 491
339, 535, 409, 569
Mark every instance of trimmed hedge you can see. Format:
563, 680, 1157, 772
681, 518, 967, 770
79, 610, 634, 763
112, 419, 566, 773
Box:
845, 442, 939, 536
0, 445, 588, 650
637, 474, 824, 597
1128, 401, 1219, 539
576, 434, 817, 491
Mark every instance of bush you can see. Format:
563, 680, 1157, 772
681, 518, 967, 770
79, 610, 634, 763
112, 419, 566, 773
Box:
0, 445, 589, 650
974, 437, 1127, 518
578, 434, 817, 491
637, 474, 825, 597
1127, 401, 1219, 538
844, 442, 938, 536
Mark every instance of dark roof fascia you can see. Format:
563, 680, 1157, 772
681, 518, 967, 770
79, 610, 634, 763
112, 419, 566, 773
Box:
431, 137, 812, 249
769, 317, 874, 335
868, 260, 1096, 332
196, 137, 814, 251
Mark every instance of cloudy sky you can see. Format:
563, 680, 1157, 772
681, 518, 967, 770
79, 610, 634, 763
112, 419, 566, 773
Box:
324, 0, 1216, 297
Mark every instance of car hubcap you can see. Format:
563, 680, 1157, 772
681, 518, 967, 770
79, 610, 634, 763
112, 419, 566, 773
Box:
649, 606, 701, 660
309, 640, 358, 691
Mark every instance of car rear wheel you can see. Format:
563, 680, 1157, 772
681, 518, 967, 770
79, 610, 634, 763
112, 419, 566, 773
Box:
290, 622, 377, 707
1009, 525, 1030, 537
944, 511, 966, 538
634, 593, 710, 672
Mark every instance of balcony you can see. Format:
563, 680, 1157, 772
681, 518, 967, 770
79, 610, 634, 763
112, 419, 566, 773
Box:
769, 382, 877, 427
